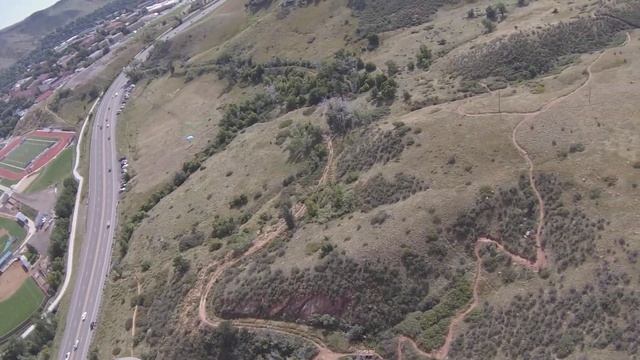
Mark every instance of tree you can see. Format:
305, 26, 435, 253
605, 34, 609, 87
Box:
3, 338, 25, 360
281, 204, 295, 230
364, 62, 377, 73
467, 8, 476, 18
485, 5, 497, 21
517, 0, 527, 7
416, 45, 433, 70
496, 2, 507, 17
347, 325, 365, 341
325, 98, 356, 135
285, 123, 324, 167
88, 86, 100, 100
366, 33, 380, 50
385, 60, 399, 76
482, 18, 496, 33
173, 255, 189, 275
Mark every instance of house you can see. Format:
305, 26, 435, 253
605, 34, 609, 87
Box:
57, 53, 77, 69
37, 84, 51, 93
108, 32, 124, 44
14, 76, 33, 90
88, 49, 104, 62
80, 34, 98, 48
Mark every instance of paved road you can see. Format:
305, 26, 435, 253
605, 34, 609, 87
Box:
56, 0, 229, 359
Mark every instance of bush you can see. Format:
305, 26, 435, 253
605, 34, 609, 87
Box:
370, 210, 389, 225
172, 255, 190, 275
485, 5, 497, 21
416, 45, 433, 70
454, 17, 629, 81
356, 173, 427, 212
482, 18, 496, 33
212, 217, 237, 239
229, 194, 249, 209
367, 33, 380, 50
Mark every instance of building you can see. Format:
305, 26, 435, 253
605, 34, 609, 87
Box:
57, 52, 77, 69
37, 84, 51, 93
146, 0, 179, 13
108, 32, 125, 44
16, 212, 29, 227
88, 49, 104, 62
80, 34, 99, 48
14, 77, 33, 90
18, 255, 31, 271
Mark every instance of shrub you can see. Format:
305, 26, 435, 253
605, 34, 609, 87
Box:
370, 210, 389, 225
482, 18, 496, 33
367, 33, 380, 50
416, 45, 433, 70
212, 217, 237, 238
172, 255, 190, 275
229, 194, 249, 209
485, 5, 497, 21
454, 17, 629, 81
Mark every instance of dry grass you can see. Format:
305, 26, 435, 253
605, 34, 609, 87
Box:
94, 0, 640, 357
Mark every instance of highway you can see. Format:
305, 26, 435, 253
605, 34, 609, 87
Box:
55, 0, 230, 359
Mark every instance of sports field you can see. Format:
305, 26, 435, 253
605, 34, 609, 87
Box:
0, 217, 27, 243
0, 138, 56, 171
0, 277, 44, 336
26, 147, 74, 193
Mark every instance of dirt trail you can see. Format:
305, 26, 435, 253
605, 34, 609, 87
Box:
396, 32, 631, 360
196, 136, 382, 359
130, 275, 141, 356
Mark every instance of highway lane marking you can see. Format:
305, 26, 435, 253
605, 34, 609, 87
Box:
64, 98, 108, 357
69, 87, 118, 358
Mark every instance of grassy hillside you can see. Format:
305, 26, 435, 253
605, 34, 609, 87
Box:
93, 0, 640, 358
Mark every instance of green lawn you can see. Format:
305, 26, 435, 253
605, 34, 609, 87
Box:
3, 139, 55, 168
0, 278, 44, 336
0, 234, 10, 252
0, 178, 17, 187
0, 217, 27, 242
26, 148, 74, 194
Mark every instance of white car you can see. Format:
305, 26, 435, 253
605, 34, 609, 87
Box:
114, 92, 118, 97
106, 123, 110, 128
73, 339, 79, 350
64, 352, 70, 360
81, 312, 87, 321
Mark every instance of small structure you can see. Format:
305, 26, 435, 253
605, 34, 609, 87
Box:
18, 255, 30, 271
16, 212, 29, 227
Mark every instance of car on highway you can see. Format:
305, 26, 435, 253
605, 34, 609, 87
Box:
106, 222, 111, 229
81, 312, 87, 321
73, 339, 79, 350
64, 352, 70, 360
114, 92, 118, 97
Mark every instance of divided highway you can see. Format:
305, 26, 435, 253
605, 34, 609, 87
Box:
56, 0, 230, 358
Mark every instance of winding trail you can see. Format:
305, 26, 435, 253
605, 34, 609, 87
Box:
130, 275, 141, 356
396, 32, 631, 360
195, 136, 381, 359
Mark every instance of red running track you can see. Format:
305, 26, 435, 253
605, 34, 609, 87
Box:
0, 130, 75, 182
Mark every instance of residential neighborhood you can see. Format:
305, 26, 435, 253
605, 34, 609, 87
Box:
1, 0, 183, 114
